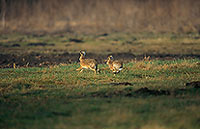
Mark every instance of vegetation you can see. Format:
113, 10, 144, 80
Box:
0, 59, 200, 129
0, 32, 200, 55
0, 29, 200, 129
0, 1, 200, 128
0, 0, 200, 33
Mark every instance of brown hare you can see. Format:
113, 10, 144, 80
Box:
76, 50, 98, 74
105, 55, 123, 74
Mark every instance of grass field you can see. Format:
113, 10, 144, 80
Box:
1, 1, 200, 128
0, 32, 200, 129
0, 58, 200, 129
0, 32, 200, 55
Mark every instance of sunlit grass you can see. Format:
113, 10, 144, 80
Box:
0, 59, 200, 129
0, 59, 199, 95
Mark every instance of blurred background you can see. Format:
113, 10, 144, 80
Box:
0, 0, 200, 34
0, 0, 200, 68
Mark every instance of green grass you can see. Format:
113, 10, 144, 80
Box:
1, 59, 200, 129
0, 32, 200, 55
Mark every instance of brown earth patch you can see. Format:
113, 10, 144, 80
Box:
0, 52, 199, 68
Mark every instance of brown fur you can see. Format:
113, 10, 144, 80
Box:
106, 55, 123, 74
76, 51, 98, 74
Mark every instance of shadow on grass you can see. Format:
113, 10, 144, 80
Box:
1, 83, 200, 129
89, 87, 200, 98
2, 82, 200, 99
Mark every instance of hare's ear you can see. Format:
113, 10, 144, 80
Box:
80, 50, 86, 56
82, 51, 86, 56
109, 55, 113, 60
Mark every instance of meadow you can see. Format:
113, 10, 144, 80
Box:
1, 1, 200, 128
0, 32, 200, 129
0, 32, 200, 55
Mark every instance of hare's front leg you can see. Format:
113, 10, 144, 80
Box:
80, 69, 84, 73
76, 66, 82, 71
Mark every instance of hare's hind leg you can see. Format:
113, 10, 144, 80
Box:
112, 68, 117, 74
95, 64, 99, 74
89, 65, 98, 74
90, 67, 97, 74
91, 69, 97, 74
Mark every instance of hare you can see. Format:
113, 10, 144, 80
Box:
105, 55, 123, 74
76, 50, 98, 74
